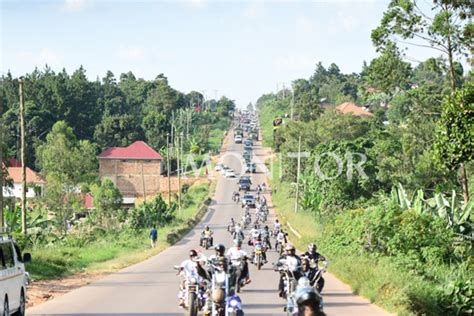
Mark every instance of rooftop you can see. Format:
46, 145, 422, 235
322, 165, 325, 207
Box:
98, 141, 162, 160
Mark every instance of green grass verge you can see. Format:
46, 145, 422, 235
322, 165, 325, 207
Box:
25, 181, 214, 281
266, 160, 453, 315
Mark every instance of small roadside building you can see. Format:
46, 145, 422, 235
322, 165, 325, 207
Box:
2, 161, 46, 199
98, 141, 163, 200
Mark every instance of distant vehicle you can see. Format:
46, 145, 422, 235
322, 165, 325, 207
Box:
246, 163, 257, 173
243, 151, 252, 160
234, 135, 242, 143
244, 144, 253, 152
241, 194, 256, 208
225, 169, 236, 178
238, 177, 251, 191
0, 233, 31, 316
221, 166, 230, 175
214, 163, 223, 172
244, 139, 253, 146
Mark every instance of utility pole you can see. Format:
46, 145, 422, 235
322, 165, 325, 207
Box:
141, 162, 146, 202
177, 133, 181, 214
19, 78, 27, 236
294, 135, 301, 213
166, 133, 171, 204
290, 89, 294, 119
0, 84, 4, 227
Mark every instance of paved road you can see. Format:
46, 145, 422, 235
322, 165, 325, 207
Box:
28, 135, 390, 316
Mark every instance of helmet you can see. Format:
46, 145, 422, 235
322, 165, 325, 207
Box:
189, 249, 198, 258
205, 226, 210, 230
295, 288, 321, 306
215, 244, 225, 256
264, 225, 269, 230
254, 224, 258, 229
234, 239, 242, 246
308, 243, 317, 253
285, 243, 295, 252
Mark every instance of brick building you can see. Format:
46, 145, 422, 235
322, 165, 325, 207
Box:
98, 141, 163, 199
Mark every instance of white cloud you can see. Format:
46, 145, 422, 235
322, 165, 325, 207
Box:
117, 45, 146, 61
63, 0, 90, 13
189, 0, 206, 9
17, 48, 64, 67
274, 54, 315, 72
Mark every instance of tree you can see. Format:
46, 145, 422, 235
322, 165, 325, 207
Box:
36, 121, 97, 185
91, 179, 123, 229
372, 0, 472, 91
363, 43, 413, 94
434, 83, 473, 203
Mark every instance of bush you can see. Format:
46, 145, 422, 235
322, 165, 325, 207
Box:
129, 194, 176, 230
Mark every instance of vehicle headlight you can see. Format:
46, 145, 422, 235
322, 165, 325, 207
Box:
298, 277, 311, 288
215, 272, 226, 283
190, 277, 198, 284
229, 298, 239, 307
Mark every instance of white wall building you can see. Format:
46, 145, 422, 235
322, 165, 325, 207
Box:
2, 166, 45, 199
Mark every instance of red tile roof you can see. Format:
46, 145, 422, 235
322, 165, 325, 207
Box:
336, 102, 373, 117
6, 167, 46, 184
98, 141, 162, 160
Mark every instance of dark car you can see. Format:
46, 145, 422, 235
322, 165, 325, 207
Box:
241, 194, 256, 208
238, 177, 251, 191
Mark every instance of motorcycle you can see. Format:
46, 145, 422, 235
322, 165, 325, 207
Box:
253, 243, 265, 270
242, 214, 251, 229
206, 262, 245, 316
229, 257, 246, 293
308, 260, 328, 293
274, 261, 299, 313
290, 277, 325, 316
228, 223, 236, 235
174, 266, 207, 316
201, 235, 212, 250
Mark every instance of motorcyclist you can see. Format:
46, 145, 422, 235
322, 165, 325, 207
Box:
206, 244, 229, 278
273, 219, 281, 235
176, 249, 208, 307
274, 243, 302, 298
226, 239, 251, 287
233, 223, 245, 242
252, 234, 267, 263
304, 243, 326, 292
275, 229, 287, 251
228, 218, 236, 233
261, 225, 272, 250
249, 224, 260, 245
200, 226, 214, 247
232, 191, 240, 202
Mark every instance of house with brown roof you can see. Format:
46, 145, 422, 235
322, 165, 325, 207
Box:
98, 141, 164, 199
336, 102, 373, 117
2, 161, 46, 198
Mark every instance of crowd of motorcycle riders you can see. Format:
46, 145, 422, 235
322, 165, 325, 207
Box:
175, 182, 328, 315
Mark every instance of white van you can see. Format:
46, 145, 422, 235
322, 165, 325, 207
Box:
0, 235, 31, 316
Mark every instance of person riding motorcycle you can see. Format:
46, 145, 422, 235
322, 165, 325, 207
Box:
205, 244, 229, 279
226, 239, 251, 287
261, 225, 272, 250
233, 223, 245, 242
273, 219, 281, 235
176, 249, 208, 307
232, 191, 240, 202
274, 243, 302, 298
275, 229, 287, 251
252, 234, 267, 263
200, 226, 214, 247
303, 243, 326, 292
228, 218, 236, 233
249, 224, 260, 245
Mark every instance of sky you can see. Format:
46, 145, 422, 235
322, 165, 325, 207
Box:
1, 0, 440, 107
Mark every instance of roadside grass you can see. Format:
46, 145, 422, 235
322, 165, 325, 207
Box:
26, 181, 214, 281
266, 159, 445, 316
258, 100, 286, 148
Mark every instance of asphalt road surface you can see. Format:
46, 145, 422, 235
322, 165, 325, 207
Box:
28, 135, 390, 316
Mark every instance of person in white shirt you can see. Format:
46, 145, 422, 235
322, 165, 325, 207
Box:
176, 249, 207, 307
249, 225, 260, 245
226, 239, 251, 286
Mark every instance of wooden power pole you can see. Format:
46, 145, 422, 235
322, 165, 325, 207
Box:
19, 78, 27, 236
167, 133, 171, 204
294, 135, 301, 213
